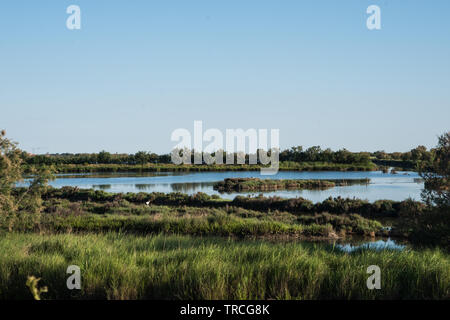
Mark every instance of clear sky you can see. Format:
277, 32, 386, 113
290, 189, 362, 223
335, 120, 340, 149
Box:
1, 0, 449, 154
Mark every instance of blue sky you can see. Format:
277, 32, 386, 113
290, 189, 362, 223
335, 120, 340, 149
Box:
1, 0, 449, 154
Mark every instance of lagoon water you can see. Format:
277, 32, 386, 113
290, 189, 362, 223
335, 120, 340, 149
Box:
335, 239, 407, 253
44, 170, 423, 202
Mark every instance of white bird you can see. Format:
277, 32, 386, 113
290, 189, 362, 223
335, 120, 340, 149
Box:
145, 201, 150, 206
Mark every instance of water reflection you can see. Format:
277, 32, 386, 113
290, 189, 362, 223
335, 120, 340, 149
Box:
92, 184, 112, 190
336, 239, 406, 253
170, 182, 216, 193
135, 184, 156, 191
45, 170, 423, 202
53, 172, 179, 179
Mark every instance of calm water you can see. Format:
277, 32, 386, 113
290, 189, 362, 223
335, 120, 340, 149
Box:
335, 239, 407, 252
242, 237, 408, 251
42, 170, 422, 202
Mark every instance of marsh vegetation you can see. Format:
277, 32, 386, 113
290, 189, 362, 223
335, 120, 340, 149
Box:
0, 130, 449, 300
213, 177, 370, 192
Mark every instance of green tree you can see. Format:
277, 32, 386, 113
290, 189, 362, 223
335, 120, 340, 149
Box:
0, 130, 54, 232
374, 150, 387, 160
411, 145, 430, 162
97, 150, 112, 164
134, 151, 149, 166
305, 146, 322, 162
419, 132, 449, 209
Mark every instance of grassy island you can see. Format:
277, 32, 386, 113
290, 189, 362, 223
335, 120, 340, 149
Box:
213, 178, 370, 192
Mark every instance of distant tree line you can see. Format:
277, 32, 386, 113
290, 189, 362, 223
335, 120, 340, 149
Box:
372, 145, 433, 162
23, 151, 171, 166
279, 146, 371, 164
22, 144, 434, 166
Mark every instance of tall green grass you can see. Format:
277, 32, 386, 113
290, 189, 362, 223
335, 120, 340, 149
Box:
0, 233, 448, 300
4, 211, 338, 238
